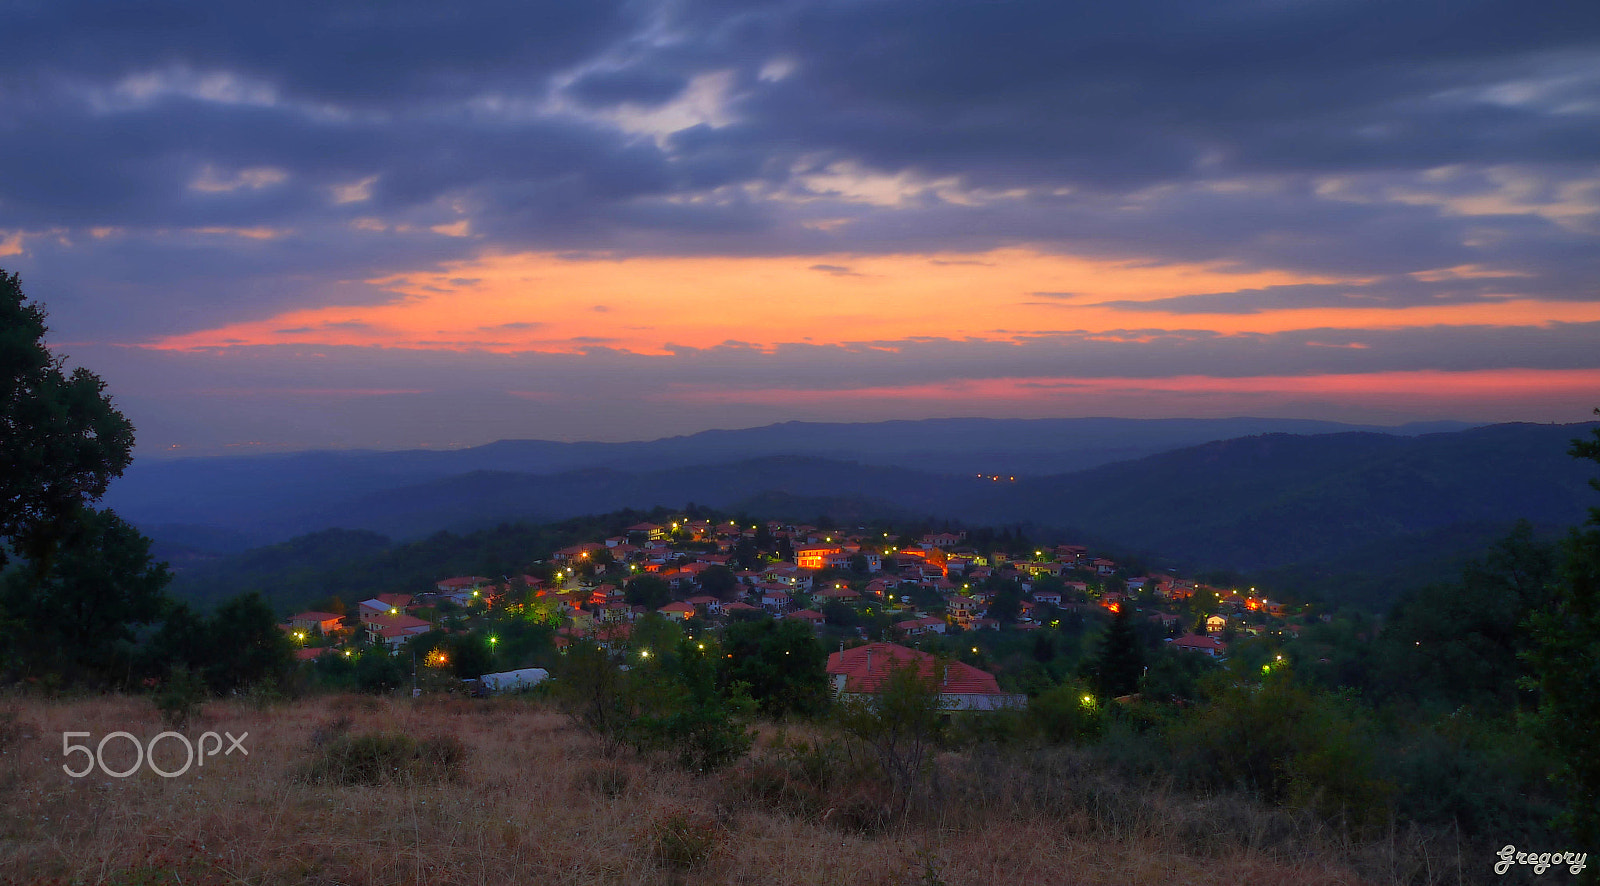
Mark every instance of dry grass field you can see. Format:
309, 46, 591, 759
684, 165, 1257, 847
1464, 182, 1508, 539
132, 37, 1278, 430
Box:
0, 694, 1458, 885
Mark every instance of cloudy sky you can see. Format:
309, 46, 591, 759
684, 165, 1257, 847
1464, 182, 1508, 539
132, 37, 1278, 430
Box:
4, 0, 1598, 455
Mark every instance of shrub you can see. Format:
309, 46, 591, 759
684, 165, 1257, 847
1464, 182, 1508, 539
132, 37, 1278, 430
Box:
946, 707, 1035, 746
648, 807, 722, 870
627, 639, 754, 772
1169, 671, 1392, 835
833, 660, 946, 822
299, 731, 466, 786
721, 733, 887, 828
151, 666, 208, 731
578, 761, 631, 799
1029, 681, 1103, 745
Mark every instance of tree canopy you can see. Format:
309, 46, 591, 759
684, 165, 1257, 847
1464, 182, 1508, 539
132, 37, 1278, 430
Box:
1524, 412, 1600, 857
1, 270, 135, 570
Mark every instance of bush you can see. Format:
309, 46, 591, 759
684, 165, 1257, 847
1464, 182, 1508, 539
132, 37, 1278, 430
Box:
578, 761, 631, 799
1029, 681, 1103, 745
721, 732, 888, 829
648, 807, 722, 870
1169, 671, 1392, 835
945, 707, 1034, 746
299, 731, 466, 786
152, 666, 208, 731
627, 639, 754, 772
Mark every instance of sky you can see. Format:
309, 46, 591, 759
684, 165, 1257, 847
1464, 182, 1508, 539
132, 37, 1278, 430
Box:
3, 0, 1598, 455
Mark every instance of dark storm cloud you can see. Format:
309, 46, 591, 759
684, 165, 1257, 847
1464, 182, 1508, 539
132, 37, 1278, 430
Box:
679, 0, 1600, 183
2, 1, 638, 107
567, 69, 690, 109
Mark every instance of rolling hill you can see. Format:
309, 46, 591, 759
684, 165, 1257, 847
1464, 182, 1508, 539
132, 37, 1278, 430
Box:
105, 415, 1469, 546
148, 420, 1600, 613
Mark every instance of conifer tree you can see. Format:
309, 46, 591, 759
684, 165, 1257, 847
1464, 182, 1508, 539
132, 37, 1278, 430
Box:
1094, 605, 1144, 698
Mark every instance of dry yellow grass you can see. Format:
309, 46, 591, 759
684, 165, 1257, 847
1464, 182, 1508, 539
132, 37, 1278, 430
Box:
0, 694, 1393, 885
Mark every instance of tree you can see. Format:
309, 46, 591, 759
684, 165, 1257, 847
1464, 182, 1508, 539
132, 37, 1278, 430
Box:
354, 647, 406, 694
717, 617, 828, 718
734, 536, 761, 570
0, 507, 169, 683
1093, 606, 1144, 698
1524, 412, 1600, 862
822, 599, 859, 627
833, 657, 947, 820
445, 631, 494, 680
627, 638, 754, 772
697, 564, 738, 601
1374, 521, 1556, 709
1, 271, 135, 571
202, 592, 294, 693
986, 582, 1022, 623
625, 574, 671, 609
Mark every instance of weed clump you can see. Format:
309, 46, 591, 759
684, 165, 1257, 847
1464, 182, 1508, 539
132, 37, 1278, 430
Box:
577, 761, 631, 798
299, 730, 465, 786
648, 807, 722, 871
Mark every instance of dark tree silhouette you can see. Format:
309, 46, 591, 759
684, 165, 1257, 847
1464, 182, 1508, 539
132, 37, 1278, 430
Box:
1525, 411, 1600, 859
1, 270, 135, 572
1093, 606, 1144, 698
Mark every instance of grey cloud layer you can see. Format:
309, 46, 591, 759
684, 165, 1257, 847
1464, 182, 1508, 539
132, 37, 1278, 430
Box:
1, 0, 1597, 341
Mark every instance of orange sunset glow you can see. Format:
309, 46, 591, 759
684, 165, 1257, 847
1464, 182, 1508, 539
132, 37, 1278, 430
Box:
146, 248, 1600, 356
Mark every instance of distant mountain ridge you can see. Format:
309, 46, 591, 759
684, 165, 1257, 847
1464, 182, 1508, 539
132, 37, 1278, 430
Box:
107, 415, 1474, 545
988, 422, 1600, 570
155, 420, 1600, 615
134, 420, 1600, 615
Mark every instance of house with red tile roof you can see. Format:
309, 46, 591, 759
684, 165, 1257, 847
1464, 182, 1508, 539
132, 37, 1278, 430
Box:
826, 643, 1024, 711
895, 615, 946, 636
1169, 634, 1227, 657
553, 542, 607, 562
288, 611, 345, 634
555, 622, 633, 651
366, 613, 433, 649
626, 522, 665, 539
359, 597, 411, 623
814, 585, 860, 602
658, 601, 696, 621
759, 588, 790, 613
795, 545, 841, 570
944, 596, 978, 627
684, 594, 723, 615
786, 609, 826, 629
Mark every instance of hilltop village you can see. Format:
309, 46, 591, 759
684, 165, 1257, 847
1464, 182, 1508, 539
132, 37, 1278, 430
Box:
281, 515, 1312, 694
